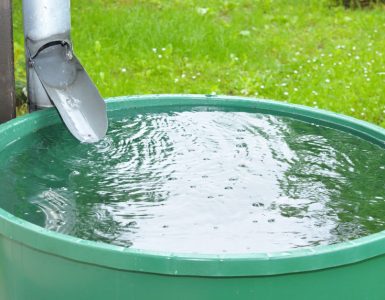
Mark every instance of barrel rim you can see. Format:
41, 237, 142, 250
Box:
0, 94, 384, 277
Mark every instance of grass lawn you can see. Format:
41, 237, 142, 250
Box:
11, 0, 385, 127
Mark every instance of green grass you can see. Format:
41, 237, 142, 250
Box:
12, 0, 385, 127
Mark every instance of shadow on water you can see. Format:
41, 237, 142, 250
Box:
277, 119, 385, 246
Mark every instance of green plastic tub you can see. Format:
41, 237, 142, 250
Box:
0, 95, 385, 300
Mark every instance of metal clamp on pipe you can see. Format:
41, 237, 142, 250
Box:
23, 0, 108, 143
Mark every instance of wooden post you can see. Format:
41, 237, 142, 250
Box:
0, 0, 16, 123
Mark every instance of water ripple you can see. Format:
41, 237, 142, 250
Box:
0, 107, 384, 253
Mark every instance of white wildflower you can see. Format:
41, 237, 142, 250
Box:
196, 7, 209, 15
240, 30, 251, 36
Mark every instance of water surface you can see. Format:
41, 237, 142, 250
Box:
0, 106, 384, 253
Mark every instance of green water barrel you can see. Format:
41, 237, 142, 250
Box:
0, 95, 384, 300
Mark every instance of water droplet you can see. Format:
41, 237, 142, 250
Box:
70, 170, 80, 176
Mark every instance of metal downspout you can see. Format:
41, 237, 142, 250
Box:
22, 0, 108, 143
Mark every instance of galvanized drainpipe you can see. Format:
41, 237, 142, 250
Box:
23, 0, 71, 111
22, 0, 107, 143
0, 0, 16, 124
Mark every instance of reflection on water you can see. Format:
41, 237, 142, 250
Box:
0, 106, 384, 254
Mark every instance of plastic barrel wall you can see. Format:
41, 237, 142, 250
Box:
0, 95, 384, 300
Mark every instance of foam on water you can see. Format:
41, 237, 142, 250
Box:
0, 106, 384, 253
